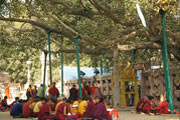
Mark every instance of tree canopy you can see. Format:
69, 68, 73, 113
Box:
0, 0, 180, 83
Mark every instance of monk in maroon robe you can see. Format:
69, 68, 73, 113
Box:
136, 96, 148, 113
155, 100, 170, 114
92, 100, 110, 120
142, 96, 154, 114
86, 96, 100, 118
38, 98, 55, 120
22, 97, 33, 118
49, 82, 60, 99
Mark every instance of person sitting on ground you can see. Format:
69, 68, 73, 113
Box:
38, 98, 55, 120
49, 82, 60, 102
155, 99, 170, 114
78, 97, 90, 117
22, 97, 33, 118
142, 96, 155, 114
11, 99, 23, 118
55, 97, 64, 113
10, 97, 19, 115
91, 98, 110, 120
86, 96, 100, 118
33, 98, 43, 117
56, 99, 80, 120
71, 97, 81, 114
136, 96, 148, 113
0, 96, 9, 109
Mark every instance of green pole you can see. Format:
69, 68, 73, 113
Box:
42, 51, 47, 97
100, 55, 103, 75
47, 30, 53, 85
160, 9, 174, 114
73, 34, 82, 99
61, 38, 64, 97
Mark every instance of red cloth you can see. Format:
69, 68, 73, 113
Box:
22, 102, 32, 118
90, 87, 97, 95
49, 85, 60, 97
1, 99, 7, 107
56, 102, 67, 120
143, 100, 154, 114
82, 88, 87, 99
155, 101, 170, 114
38, 103, 55, 120
86, 101, 96, 118
33, 112, 39, 117
136, 98, 145, 112
10, 101, 17, 115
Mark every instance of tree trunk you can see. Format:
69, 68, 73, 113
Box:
113, 48, 121, 108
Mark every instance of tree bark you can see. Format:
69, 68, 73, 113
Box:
113, 48, 121, 108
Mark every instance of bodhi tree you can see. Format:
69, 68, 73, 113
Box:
1, 0, 180, 107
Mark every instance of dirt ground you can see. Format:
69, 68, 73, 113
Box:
0, 111, 179, 120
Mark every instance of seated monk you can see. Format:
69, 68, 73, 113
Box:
78, 97, 90, 117
136, 96, 148, 113
11, 99, 23, 118
22, 97, 33, 118
10, 97, 19, 115
1, 96, 9, 109
92, 98, 110, 120
55, 97, 64, 113
56, 99, 80, 120
155, 100, 170, 114
33, 98, 43, 117
71, 97, 81, 114
142, 96, 155, 114
86, 96, 100, 118
38, 98, 55, 120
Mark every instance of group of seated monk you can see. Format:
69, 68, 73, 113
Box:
8, 96, 111, 120
136, 96, 177, 114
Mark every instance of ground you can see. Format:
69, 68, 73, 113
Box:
0, 111, 179, 120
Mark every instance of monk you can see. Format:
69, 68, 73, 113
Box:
136, 96, 148, 113
10, 97, 19, 115
32, 85, 37, 98
69, 84, 78, 101
155, 100, 170, 114
86, 96, 100, 118
84, 82, 91, 96
26, 85, 32, 100
142, 96, 155, 114
92, 98, 110, 120
71, 97, 81, 114
38, 98, 55, 120
55, 97, 64, 113
0, 96, 9, 109
22, 97, 33, 118
33, 98, 43, 117
49, 82, 60, 101
56, 99, 79, 120
78, 97, 90, 117
90, 83, 102, 99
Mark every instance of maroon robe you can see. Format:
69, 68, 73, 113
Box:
92, 102, 110, 120
38, 103, 55, 120
143, 100, 154, 114
86, 101, 96, 118
136, 98, 145, 113
56, 102, 67, 120
155, 101, 170, 114
22, 102, 32, 118
49, 85, 60, 97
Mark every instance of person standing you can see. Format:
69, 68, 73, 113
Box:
37, 84, 46, 98
26, 85, 32, 100
48, 82, 60, 102
69, 84, 78, 101
32, 85, 37, 98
